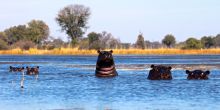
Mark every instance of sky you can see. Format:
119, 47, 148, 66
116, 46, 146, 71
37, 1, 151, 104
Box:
0, 0, 220, 43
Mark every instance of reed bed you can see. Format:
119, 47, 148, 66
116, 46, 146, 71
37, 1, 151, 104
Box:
0, 48, 220, 55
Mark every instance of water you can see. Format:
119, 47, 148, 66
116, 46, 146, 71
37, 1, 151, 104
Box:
0, 55, 220, 110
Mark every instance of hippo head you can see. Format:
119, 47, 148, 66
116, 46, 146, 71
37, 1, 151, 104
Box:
186, 70, 210, 80
95, 50, 117, 77
97, 50, 114, 67
148, 65, 172, 80
26, 66, 39, 75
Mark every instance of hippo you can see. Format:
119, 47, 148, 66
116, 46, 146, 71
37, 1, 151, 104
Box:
26, 66, 39, 75
9, 66, 25, 72
95, 50, 117, 77
147, 65, 172, 80
186, 70, 210, 80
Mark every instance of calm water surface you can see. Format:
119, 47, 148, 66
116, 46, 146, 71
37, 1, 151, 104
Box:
0, 55, 220, 110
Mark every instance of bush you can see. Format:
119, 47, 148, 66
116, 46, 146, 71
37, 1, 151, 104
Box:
12, 40, 35, 50
0, 39, 9, 50
182, 38, 202, 49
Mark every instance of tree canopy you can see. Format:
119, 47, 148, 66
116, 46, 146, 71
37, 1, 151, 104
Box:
201, 36, 214, 49
162, 34, 176, 48
87, 32, 101, 50
27, 20, 49, 44
56, 4, 91, 46
135, 34, 145, 49
183, 38, 202, 49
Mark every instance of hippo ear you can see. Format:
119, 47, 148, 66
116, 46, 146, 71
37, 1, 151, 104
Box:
186, 70, 190, 74
168, 66, 172, 70
110, 50, 113, 53
205, 70, 210, 75
151, 65, 155, 68
97, 50, 101, 54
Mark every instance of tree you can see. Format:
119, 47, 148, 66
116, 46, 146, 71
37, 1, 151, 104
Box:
0, 32, 8, 42
87, 32, 101, 50
162, 34, 176, 48
0, 39, 8, 50
27, 20, 49, 44
56, 4, 91, 46
183, 38, 202, 49
201, 36, 214, 49
99, 31, 121, 49
4, 20, 49, 46
4, 25, 28, 45
214, 34, 220, 47
11, 40, 35, 50
109, 38, 121, 49
135, 34, 145, 49
88, 32, 100, 45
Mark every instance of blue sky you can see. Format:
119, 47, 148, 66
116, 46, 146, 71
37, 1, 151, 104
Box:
0, 0, 220, 43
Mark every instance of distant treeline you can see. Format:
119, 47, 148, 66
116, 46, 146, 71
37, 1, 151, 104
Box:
1, 4, 220, 50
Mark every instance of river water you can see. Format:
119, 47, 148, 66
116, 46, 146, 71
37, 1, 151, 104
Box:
0, 55, 220, 110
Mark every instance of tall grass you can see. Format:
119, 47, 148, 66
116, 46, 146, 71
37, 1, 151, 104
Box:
0, 48, 220, 55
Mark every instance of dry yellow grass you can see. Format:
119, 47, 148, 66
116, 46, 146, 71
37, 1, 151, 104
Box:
0, 48, 220, 55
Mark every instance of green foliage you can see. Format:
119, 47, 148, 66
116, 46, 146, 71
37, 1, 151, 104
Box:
4, 20, 49, 46
4, 25, 27, 45
201, 36, 214, 48
87, 32, 101, 50
135, 34, 145, 49
183, 38, 202, 49
214, 34, 220, 47
0, 39, 9, 50
162, 34, 176, 48
27, 20, 49, 44
0, 32, 8, 42
88, 32, 100, 44
56, 4, 91, 46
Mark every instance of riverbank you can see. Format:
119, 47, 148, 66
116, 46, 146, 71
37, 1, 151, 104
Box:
0, 48, 220, 55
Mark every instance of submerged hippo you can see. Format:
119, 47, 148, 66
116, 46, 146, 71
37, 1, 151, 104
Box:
186, 70, 210, 80
95, 50, 117, 77
26, 66, 39, 75
147, 65, 172, 80
9, 66, 25, 72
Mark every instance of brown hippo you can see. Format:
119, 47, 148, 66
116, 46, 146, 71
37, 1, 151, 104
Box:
9, 66, 25, 72
147, 65, 172, 80
95, 50, 117, 77
26, 66, 39, 75
186, 70, 210, 80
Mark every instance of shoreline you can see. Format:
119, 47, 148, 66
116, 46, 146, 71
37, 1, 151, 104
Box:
1, 48, 220, 55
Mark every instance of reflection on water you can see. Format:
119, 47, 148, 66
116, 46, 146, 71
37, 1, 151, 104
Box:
0, 55, 220, 110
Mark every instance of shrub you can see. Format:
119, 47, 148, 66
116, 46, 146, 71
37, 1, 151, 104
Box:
12, 40, 35, 50
0, 39, 9, 50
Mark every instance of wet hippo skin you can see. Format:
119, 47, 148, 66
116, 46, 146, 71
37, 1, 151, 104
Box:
95, 50, 117, 77
186, 70, 210, 80
9, 66, 25, 72
148, 65, 172, 80
26, 66, 39, 75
